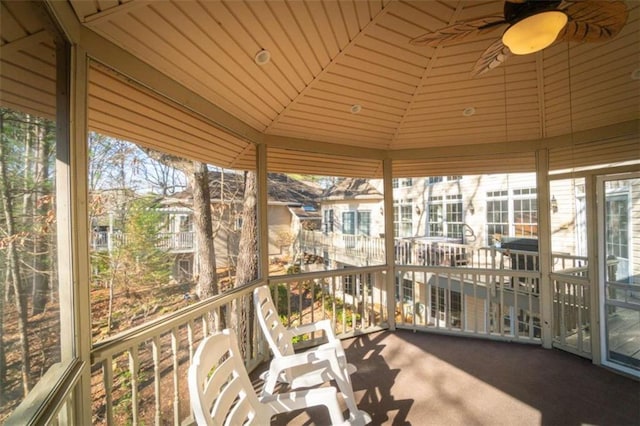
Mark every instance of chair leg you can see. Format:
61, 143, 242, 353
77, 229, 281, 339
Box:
329, 356, 371, 425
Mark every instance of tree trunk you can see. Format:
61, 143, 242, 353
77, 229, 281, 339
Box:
31, 120, 51, 315
235, 171, 258, 286
233, 171, 258, 356
0, 252, 5, 401
188, 162, 220, 332
190, 162, 218, 298
0, 117, 31, 396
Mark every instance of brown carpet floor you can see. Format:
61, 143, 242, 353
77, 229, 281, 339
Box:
253, 329, 640, 426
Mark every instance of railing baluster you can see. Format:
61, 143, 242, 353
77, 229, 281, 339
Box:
128, 346, 140, 425
171, 327, 180, 426
103, 359, 114, 425
151, 336, 161, 426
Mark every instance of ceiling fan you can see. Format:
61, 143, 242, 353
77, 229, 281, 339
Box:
410, 0, 629, 76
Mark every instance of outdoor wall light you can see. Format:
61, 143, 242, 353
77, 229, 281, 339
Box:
415, 205, 421, 215
468, 201, 475, 215
502, 11, 568, 55
551, 195, 558, 213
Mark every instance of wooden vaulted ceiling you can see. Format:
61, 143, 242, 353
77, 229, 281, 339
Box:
1, 1, 639, 177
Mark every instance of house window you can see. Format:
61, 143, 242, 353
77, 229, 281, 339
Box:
395, 277, 414, 303
430, 287, 462, 327
447, 176, 462, 181
344, 273, 354, 294
393, 199, 413, 237
178, 259, 193, 279
323, 208, 334, 233
513, 188, 537, 237
342, 211, 355, 235
179, 215, 192, 232
605, 195, 629, 261
357, 211, 371, 236
427, 195, 463, 239
341, 210, 370, 236
393, 178, 412, 188
428, 176, 443, 184
487, 190, 509, 245
446, 195, 463, 238
428, 196, 443, 237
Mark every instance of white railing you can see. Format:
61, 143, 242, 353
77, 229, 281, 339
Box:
88, 247, 596, 424
91, 231, 195, 252
395, 265, 542, 342
299, 230, 547, 273
156, 232, 195, 250
90, 267, 390, 425
90, 279, 267, 425
552, 253, 588, 274
268, 265, 388, 341
551, 273, 592, 357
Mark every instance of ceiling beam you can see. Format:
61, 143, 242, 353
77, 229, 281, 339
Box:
263, 134, 387, 160
389, 119, 639, 160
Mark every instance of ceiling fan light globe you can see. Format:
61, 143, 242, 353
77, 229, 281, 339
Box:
502, 11, 568, 55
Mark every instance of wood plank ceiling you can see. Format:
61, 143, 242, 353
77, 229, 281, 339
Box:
1, 0, 639, 176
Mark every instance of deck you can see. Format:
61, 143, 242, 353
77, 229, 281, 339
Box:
255, 330, 640, 426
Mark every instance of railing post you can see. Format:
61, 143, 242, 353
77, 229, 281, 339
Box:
536, 148, 553, 348
383, 159, 396, 330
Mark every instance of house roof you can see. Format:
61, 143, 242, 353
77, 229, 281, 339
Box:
1, 1, 638, 178
322, 178, 383, 201
288, 206, 321, 221
163, 171, 322, 207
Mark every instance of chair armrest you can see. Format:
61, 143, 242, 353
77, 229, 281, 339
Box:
269, 347, 338, 375
262, 347, 341, 396
289, 319, 337, 341
261, 387, 348, 426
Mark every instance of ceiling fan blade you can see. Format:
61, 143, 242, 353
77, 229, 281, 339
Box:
410, 16, 507, 48
558, 0, 628, 43
471, 38, 512, 77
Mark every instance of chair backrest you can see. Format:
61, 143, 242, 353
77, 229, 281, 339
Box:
188, 329, 269, 426
254, 285, 295, 358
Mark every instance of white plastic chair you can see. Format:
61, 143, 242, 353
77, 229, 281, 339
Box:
254, 285, 371, 425
188, 329, 348, 426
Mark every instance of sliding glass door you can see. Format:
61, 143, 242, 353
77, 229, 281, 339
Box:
598, 173, 640, 377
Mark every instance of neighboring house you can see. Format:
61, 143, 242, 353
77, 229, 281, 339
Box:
310, 173, 639, 335
92, 172, 322, 281
314, 173, 548, 267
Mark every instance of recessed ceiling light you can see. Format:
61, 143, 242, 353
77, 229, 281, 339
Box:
462, 107, 476, 117
350, 104, 362, 114
632, 68, 640, 80
254, 49, 271, 65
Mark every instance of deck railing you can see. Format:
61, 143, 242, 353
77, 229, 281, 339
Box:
90, 280, 267, 425
91, 231, 195, 252
90, 266, 389, 425
551, 272, 592, 357
299, 230, 545, 271
394, 265, 542, 342
88, 244, 597, 424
